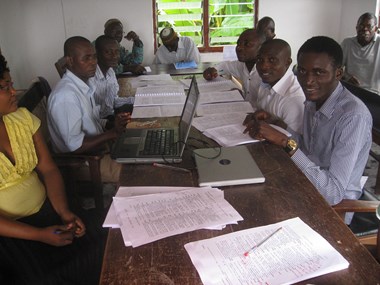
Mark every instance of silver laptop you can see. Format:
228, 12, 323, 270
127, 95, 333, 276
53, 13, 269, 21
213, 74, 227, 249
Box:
111, 76, 199, 163
193, 145, 265, 187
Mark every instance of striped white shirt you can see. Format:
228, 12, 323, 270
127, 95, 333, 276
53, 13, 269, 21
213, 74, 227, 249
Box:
289, 83, 372, 214
92, 65, 133, 118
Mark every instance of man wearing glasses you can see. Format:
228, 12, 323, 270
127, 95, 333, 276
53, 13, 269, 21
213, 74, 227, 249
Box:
341, 12, 380, 94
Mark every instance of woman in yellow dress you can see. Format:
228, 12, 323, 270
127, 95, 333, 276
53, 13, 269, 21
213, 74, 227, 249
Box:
0, 55, 105, 284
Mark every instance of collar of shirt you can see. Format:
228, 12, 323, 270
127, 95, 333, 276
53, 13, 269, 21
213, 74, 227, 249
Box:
258, 68, 294, 96
305, 82, 343, 119
65, 69, 93, 94
94, 65, 116, 81
168, 37, 185, 53
66, 69, 96, 107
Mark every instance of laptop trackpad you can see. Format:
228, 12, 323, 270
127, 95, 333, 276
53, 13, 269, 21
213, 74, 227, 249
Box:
123, 137, 141, 144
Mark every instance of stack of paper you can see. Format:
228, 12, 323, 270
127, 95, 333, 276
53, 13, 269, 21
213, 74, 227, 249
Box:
185, 76, 259, 146
134, 85, 186, 106
103, 186, 243, 247
185, 217, 349, 285
130, 75, 186, 118
128, 74, 177, 89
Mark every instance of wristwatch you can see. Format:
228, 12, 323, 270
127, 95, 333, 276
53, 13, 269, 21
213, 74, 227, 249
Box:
283, 138, 298, 154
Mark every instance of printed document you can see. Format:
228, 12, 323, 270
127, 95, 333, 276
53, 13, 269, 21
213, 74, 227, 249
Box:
131, 104, 184, 118
196, 101, 254, 116
112, 187, 243, 247
192, 112, 247, 132
185, 217, 349, 285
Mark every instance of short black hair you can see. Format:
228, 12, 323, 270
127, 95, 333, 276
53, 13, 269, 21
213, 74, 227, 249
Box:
0, 54, 10, 79
64, 36, 91, 57
297, 36, 343, 68
95, 35, 117, 52
257, 17, 275, 33
358, 12, 377, 26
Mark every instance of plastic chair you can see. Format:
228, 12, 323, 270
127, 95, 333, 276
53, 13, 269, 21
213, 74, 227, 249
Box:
54, 56, 67, 78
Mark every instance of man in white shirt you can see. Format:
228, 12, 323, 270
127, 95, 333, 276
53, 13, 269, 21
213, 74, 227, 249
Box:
154, 27, 201, 64
341, 12, 380, 94
92, 35, 134, 119
47, 36, 129, 183
248, 39, 305, 133
203, 29, 265, 102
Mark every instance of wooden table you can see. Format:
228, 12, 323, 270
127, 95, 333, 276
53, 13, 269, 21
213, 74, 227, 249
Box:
100, 135, 380, 284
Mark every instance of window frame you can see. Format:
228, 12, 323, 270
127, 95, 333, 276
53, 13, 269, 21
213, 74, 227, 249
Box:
152, 0, 259, 53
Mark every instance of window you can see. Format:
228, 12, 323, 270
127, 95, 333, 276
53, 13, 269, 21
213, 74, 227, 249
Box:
153, 0, 258, 52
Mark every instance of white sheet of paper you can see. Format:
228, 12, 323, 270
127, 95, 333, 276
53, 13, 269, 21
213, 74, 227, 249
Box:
196, 101, 254, 117
103, 186, 195, 228
203, 123, 259, 147
185, 217, 349, 285
199, 90, 243, 105
131, 104, 184, 118
203, 123, 291, 147
113, 187, 243, 247
192, 112, 247, 132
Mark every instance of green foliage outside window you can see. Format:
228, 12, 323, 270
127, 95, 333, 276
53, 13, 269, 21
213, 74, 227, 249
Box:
156, 0, 255, 47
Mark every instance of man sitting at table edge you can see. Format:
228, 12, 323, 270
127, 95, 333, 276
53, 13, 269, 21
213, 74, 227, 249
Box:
47, 36, 130, 183
243, 36, 372, 224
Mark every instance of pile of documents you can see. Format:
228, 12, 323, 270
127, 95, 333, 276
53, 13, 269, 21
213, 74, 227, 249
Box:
103, 186, 243, 247
185, 217, 349, 285
189, 77, 257, 147
128, 74, 186, 118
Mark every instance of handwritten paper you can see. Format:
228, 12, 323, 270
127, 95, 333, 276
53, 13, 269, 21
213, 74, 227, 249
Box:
185, 217, 349, 285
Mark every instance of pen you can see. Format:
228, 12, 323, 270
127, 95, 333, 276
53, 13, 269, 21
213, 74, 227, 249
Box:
244, 227, 282, 256
153, 163, 191, 173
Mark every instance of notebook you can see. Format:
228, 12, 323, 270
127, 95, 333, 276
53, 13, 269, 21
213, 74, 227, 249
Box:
111, 75, 199, 164
193, 145, 265, 187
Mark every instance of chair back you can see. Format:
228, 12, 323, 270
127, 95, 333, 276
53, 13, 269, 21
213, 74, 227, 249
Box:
55, 56, 67, 78
18, 77, 51, 143
341, 81, 380, 143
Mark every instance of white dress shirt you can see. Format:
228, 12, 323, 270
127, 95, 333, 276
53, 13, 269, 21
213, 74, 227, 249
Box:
47, 70, 103, 153
91, 65, 133, 118
255, 69, 305, 133
154, 36, 201, 64
217, 61, 261, 103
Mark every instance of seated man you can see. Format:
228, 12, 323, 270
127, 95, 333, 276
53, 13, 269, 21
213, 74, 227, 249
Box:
47, 36, 130, 183
154, 27, 201, 64
341, 12, 380, 94
248, 39, 305, 133
203, 29, 265, 102
257, 16, 276, 41
244, 36, 372, 224
104, 18, 146, 75
92, 35, 134, 119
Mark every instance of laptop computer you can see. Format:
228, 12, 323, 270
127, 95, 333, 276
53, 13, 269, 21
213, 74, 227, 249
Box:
111, 75, 199, 163
193, 145, 265, 187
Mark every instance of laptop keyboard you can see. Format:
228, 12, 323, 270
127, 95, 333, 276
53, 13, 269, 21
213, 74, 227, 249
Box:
143, 129, 176, 155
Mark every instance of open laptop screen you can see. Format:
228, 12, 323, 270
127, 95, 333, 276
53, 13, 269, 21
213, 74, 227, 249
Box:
178, 76, 199, 154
